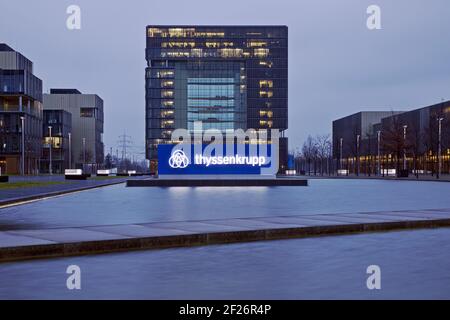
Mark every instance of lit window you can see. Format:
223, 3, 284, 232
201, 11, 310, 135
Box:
162, 91, 174, 98
194, 31, 225, 37
162, 120, 174, 128
158, 70, 174, 78
205, 42, 220, 48
44, 137, 62, 148
168, 28, 195, 38
161, 110, 174, 117
162, 100, 174, 107
80, 107, 95, 118
259, 110, 273, 118
259, 80, 273, 88
161, 42, 195, 48
191, 48, 203, 57
254, 48, 269, 58
259, 120, 273, 128
161, 80, 174, 87
166, 51, 190, 58
148, 28, 163, 37
248, 41, 267, 47
259, 61, 273, 68
259, 91, 273, 98
220, 48, 243, 58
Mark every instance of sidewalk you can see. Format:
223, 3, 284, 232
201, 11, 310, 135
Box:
303, 174, 450, 182
0, 175, 146, 207
1, 208, 450, 262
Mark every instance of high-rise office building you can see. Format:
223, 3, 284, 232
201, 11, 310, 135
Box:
145, 26, 288, 172
0, 44, 43, 175
43, 89, 104, 171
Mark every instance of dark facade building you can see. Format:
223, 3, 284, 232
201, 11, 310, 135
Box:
41, 110, 72, 174
332, 101, 450, 176
0, 44, 43, 175
379, 100, 450, 174
145, 26, 288, 172
43, 89, 104, 172
332, 111, 402, 162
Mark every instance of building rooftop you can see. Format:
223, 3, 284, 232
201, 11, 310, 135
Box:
49, 89, 82, 94
333, 111, 404, 122
146, 25, 287, 28
0, 44, 15, 52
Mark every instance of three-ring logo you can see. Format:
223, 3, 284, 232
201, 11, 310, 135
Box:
168, 150, 189, 169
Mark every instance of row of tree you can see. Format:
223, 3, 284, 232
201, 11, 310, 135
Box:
295, 134, 333, 176
104, 153, 149, 173
295, 111, 449, 177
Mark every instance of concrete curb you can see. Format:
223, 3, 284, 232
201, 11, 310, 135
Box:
303, 175, 450, 183
127, 178, 308, 187
1, 214, 450, 263
0, 179, 128, 208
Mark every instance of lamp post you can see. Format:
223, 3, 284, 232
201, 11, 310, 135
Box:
339, 138, 343, 173
68, 132, 72, 169
356, 134, 360, 176
48, 126, 53, 175
438, 117, 444, 179
377, 130, 381, 176
403, 125, 408, 171
20, 116, 25, 176
82, 138, 86, 170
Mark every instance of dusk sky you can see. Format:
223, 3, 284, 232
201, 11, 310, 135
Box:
1, 0, 449, 159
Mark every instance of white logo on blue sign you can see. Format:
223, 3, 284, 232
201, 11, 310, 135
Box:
168, 150, 189, 169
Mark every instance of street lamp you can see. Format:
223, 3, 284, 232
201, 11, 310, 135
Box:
339, 138, 343, 173
82, 138, 86, 168
68, 132, 72, 169
377, 130, 381, 176
403, 125, 408, 171
438, 117, 444, 179
356, 134, 360, 176
20, 116, 25, 176
48, 126, 53, 175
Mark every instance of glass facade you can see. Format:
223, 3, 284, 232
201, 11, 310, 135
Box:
145, 26, 288, 171
0, 47, 43, 175
41, 110, 72, 174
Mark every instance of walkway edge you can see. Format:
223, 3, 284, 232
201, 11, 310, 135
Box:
0, 180, 127, 208
1, 218, 450, 263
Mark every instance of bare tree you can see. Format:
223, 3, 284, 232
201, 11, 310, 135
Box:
381, 113, 411, 174
346, 126, 360, 175
362, 129, 375, 176
316, 134, 331, 176
301, 135, 317, 175
407, 122, 422, 179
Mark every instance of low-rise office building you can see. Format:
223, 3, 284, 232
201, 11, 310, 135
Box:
43, 89, 104, 172
0, 44, 43, 175
332, 101, 450, 175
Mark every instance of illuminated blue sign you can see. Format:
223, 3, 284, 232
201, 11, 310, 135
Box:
158, 144, 277, 175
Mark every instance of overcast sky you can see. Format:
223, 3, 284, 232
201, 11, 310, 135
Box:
1, 0, 449, 158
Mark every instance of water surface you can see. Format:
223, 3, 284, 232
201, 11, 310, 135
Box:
1, 227, 449, 299
1, 179, 449, 230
